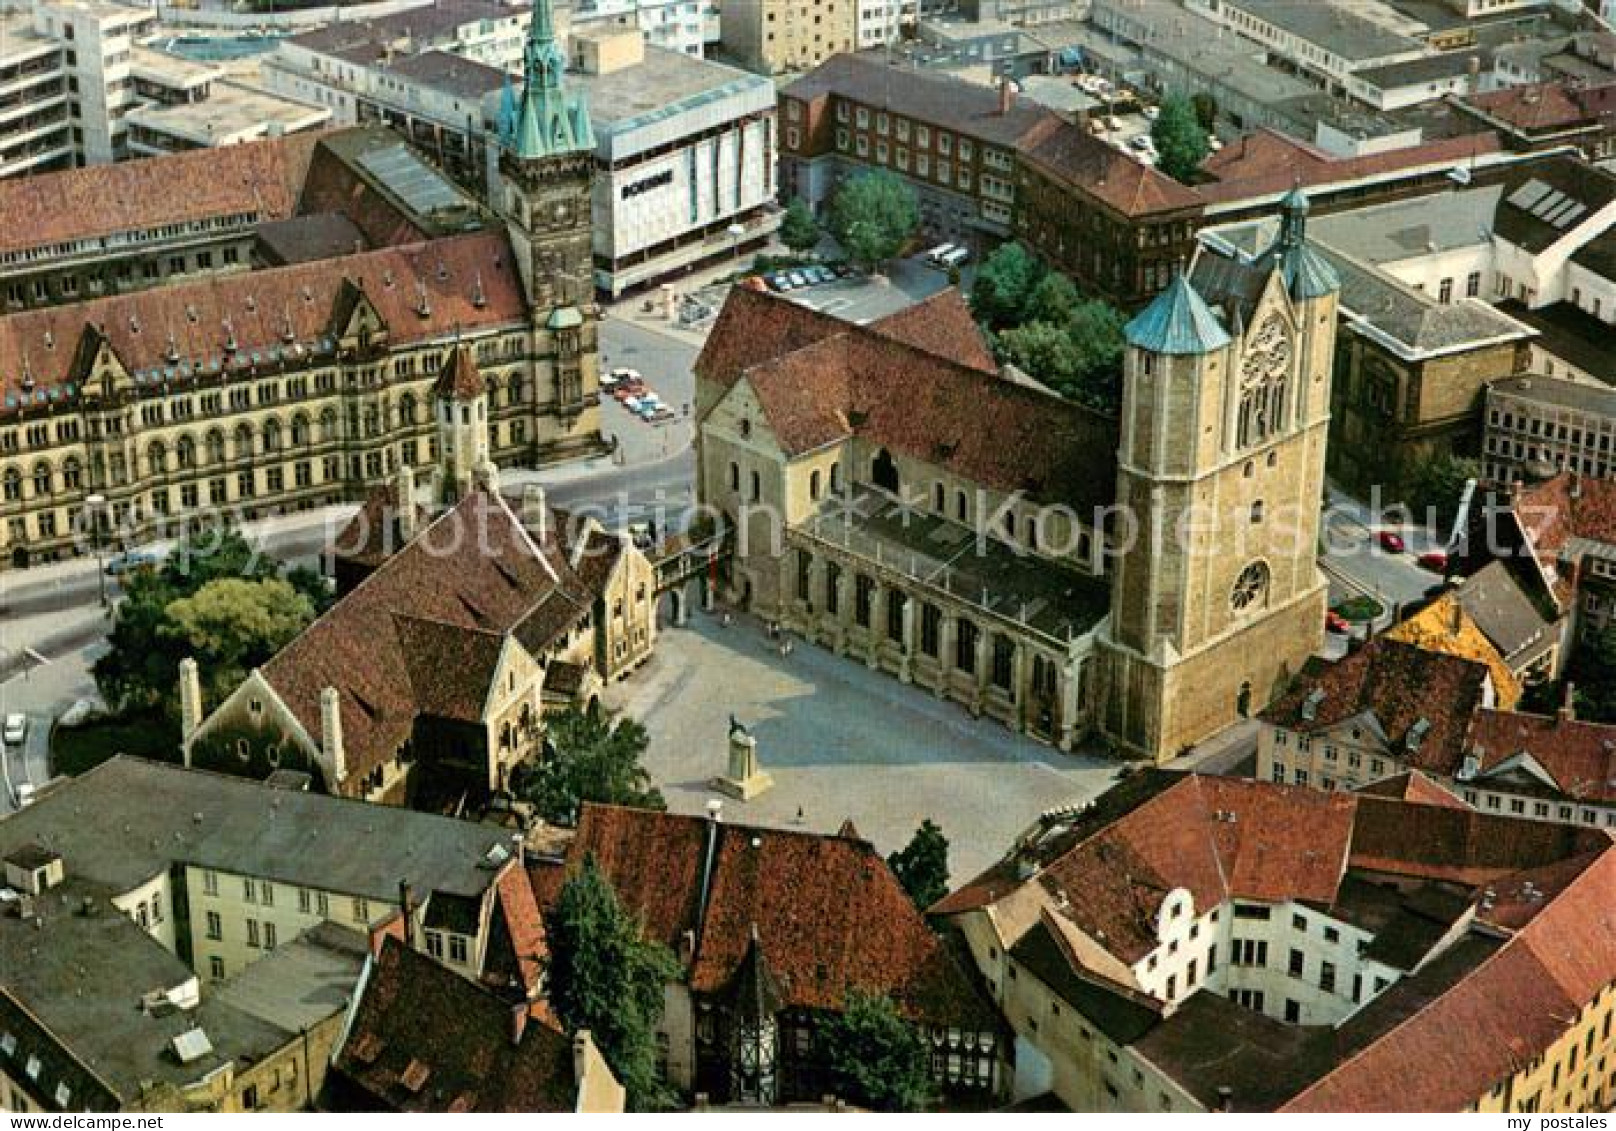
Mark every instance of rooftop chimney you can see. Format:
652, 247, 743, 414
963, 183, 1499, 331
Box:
1558, 683, 1576, 723
998, 74, 1014, 115
178, 657, 203, 765
398, 879, 415, 949
321, 686, 348, 788
521, 484, 547, 541
510, 1002, 529, 1047
396, 464, 418, 544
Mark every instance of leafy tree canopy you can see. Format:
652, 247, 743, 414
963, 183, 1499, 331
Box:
92, 527, 330, 723
827, 171, 919, 269
1151, 94, 1210, 183
821, 990, 934, 1112
545, 856, 682, 1110
971, 240, 1046, 331
512, 706, 664, 827
779, 197, 822, 255
1190, 91, 1218, 133
887, 819, 950, 911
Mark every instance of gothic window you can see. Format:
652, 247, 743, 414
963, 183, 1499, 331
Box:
176, 435, 196, 469
1237, 316, 1292, 449
62, 458, 82, 490
872, 447, 899, 493
1230, 561, 1270, 615
147, 442, 167, 474
263, 419, 282, 453
206, 430, 226, 465
3, 467, 21, 501
31, 462, 51, 497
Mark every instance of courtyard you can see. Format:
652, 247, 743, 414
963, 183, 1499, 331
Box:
604, 607, 1119, 878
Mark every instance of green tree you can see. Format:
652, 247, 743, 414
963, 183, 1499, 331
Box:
1403, 451, 1479, 539
997, 320, 1079, 389
827, 170, 919, 270
971, 240, 1046, 331
92, 527, 329, 723
1026, 270, 1081, 325
1063, 298, 1127, 410
821, 991, 934, 1112
886, 819, 950, 911
164, 578, 314, 708
1567, 623, 1616, 722
513, 706, 664, 827
1190, 91, 1218, 133
545, 856, 682, 1110
779, 197, 821, 255
1151, 94, 1210, 183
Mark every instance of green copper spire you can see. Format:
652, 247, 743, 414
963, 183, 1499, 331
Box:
506, 0, 594, 160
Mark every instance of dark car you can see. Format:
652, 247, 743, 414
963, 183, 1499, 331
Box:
1416, 551, 1449, 573
1325, 611, 1350, 634
1376, 531, 1406, 554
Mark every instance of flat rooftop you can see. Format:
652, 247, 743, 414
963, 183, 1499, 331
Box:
797, 490, 1111, 644
1222, 0, 1427, 62
130, 45, 221, 88
1498, 299, 1616, 383
126, 81, 329, 144
0, 756, 515, 903
568, 45, 771, 136
1491, 373, 1616, 414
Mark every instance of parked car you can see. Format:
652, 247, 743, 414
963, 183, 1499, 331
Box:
651, 406, 677, 422
808, 266, 835, 284
1129, 134, 1155, 152
15, 782, 35, 808
786, 270, 808, 288
1417, 551, 1449, 573
2, 714, 26, 746
767, 272, 794, 292
832, 263, 854, 278
105, 549, 160, 576
739, 275, 769, 293
1325, 611, 1350, 635
622, 396, 641, 412
1376, 531, 1406, 554
1142, 105, 1159, 121
606, 367, 641, 387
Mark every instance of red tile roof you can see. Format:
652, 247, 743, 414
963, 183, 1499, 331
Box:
0, 229, 525, 416
434, 343, 485, 400
1461, 80, 1616, 134
699, 287, 1118, 512
484, 863, 548, 999
1261, 638, 1492, 775
1283, 844, 1616, 1112
1354, 770, 1470, 810
1467, 708, 1616, 805
1517, 471, 1616, 556
1019, 120, 1203, 219
944, 771, 1616, 1110
260, 488, 607, 789
0, 130, 324, 258
1196, 128, 1505, 206
867, 288, 997, 373
330, 937, 580, 1112
548, 805, 998, 1028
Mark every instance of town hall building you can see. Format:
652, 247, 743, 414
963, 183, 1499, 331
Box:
694, 189, 1341, 762
0, 0, 604, 572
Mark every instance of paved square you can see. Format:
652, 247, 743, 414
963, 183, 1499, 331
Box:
604, 612, 1118, 878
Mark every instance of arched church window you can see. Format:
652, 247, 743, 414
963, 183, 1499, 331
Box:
1237, 316, 1292, 449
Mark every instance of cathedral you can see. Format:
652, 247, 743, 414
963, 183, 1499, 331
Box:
695, 189, 1341, 763
0, 0, 602, 572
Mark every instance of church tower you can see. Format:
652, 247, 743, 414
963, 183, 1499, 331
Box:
434, 344, 495, 503
494, 0, 603, 459
1096, 189, 1341, 762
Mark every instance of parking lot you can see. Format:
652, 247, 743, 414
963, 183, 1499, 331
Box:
772, 254, 963, 325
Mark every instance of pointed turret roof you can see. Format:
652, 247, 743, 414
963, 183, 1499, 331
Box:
1256, 186, 1340, 301
505, 0, 594, 161
726, 926, 784, 1022
1124, 272, 1232, 356
434, 343, 484, 401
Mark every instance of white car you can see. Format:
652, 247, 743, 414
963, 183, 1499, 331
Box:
1142, 105, 1159, 121
2, 714, 26, 746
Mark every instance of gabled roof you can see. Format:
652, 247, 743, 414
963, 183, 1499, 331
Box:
699, 288, 1117, 512
1384, 591, 1524, 710
0, 130, 323, 259
1123, 273, 1232, 356
259, 489, 604, 786
868, 289, 997, 373
1354, 770, 1470, 810
1517, 471, 1616, 555
1261, 638, 1491, 774
329, 938, 582, 1113
1018, 118, 1203, 219
546, 804, 998, 1029
0, 229, 522, 416
1467, 708, 1616, 805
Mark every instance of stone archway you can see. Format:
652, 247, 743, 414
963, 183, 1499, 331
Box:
10, 546, 28, 570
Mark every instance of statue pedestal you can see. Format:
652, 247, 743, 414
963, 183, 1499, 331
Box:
712, 732, 773, 801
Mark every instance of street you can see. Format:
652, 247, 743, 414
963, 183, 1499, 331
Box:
1319, 486, 1448, 621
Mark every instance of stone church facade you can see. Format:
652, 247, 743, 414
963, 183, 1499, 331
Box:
0, 0, 603, 572
696, 191, 1340, 762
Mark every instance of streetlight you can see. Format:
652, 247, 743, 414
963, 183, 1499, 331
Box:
85, 493, 108, 608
